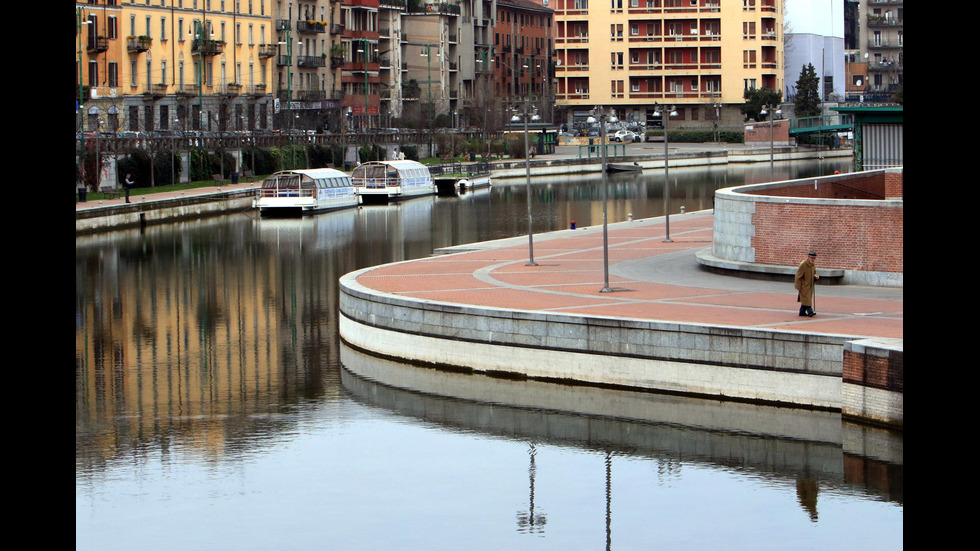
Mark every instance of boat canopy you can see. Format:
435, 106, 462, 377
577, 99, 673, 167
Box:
352, 160, 430, 181
262, 168, 352, 190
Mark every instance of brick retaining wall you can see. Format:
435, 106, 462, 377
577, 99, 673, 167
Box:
712, 168, 903, 286
842, 338, 903, 428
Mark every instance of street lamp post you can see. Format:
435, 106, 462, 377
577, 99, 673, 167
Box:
587, 107, 618, 293
512, 100, 541, 267
653, 103, 677, 243
760, 103, 782, 177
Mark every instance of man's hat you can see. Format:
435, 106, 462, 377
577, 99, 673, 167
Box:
808, 251, 817, 258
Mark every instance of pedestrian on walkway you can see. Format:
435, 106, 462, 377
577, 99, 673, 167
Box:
124, 173, 134, 203
795, 251, 819, 316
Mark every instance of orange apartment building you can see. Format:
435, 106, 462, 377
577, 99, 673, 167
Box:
553, 0, 783, 129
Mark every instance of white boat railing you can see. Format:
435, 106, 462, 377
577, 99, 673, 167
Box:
258, 188, 315, 198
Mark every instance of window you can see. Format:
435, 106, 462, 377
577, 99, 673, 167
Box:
129, 106, 140, 131
108, 62, 118, 87
161, 17, 167, 40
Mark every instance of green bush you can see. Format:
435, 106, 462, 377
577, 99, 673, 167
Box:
401, 145, 419, 161
244, 147, 276, 176
645, 129, 744, 143
308, 144, 334, 168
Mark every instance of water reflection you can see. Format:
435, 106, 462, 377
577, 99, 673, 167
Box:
77, 159, 902, 550
339, 344, 902, 548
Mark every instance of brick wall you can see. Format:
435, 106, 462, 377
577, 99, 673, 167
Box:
751, 201, 903, 272
743, 172, 887, 200
843, 347, 903, 393
841, 339, 903, 429
711, 169, 904, 274
744, 119, 789, 144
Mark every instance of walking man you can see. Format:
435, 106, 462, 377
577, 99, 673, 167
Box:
795, 251, 820, 317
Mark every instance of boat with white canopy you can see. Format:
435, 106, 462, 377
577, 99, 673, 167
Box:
255, 168, 358, 215
351, 160, 434, 202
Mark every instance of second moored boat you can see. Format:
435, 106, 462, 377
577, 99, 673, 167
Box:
352, 160, 435, 203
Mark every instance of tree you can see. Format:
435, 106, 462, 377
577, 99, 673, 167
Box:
740, 87, 782, 122
794, 63, 821, 118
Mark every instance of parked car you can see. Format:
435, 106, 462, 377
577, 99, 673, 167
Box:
612, 130, 640, 143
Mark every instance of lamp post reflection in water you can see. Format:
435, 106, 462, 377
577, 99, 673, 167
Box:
516, 443, 546, 534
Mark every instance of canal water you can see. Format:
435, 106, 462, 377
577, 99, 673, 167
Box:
76, 158, 902, 550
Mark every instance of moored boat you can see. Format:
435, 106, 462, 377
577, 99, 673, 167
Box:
606, 162, 643, 173
255, 168, 358, 216
352, 160, 434, 202
430, 162, 492, 194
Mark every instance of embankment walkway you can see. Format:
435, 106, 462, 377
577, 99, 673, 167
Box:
338, 209, 902, 422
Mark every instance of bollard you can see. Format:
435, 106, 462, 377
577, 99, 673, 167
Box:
680, 206, 686, 214
570, 220, 576, 230
628, 213, 633, 221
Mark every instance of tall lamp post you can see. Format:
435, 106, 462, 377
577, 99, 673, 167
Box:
652, 103, 677, 242
587, 107, 618, 293
760, 103, 782, 177
512, 100, 541, 266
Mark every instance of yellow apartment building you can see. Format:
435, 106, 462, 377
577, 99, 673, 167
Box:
76, 1, 276, 135
553, 0, 783, 129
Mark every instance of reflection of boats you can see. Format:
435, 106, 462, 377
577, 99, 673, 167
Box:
352, 160, 434, 203
255, 168, 358, 216
606, 162, 642, 173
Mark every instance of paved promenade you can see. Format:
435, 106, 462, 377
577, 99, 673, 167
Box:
353, 209, 902, 341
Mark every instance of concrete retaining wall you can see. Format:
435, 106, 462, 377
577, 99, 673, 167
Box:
491, 147, 851, 179
339, 268, 851, 410
76, 189, 256, 234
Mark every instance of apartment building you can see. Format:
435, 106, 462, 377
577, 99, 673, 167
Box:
554, 0, 783, 128
274, 1, 346, 132
844, 0, 902, 102
494, 0, 555, 113
75, 1, 276, 134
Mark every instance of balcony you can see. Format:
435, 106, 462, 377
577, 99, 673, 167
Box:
258, 44, 277, 58
127, 36, 152, 53
87, 36, 109, 53
277, 20, 291, 32
298, 55, 327, 68
221, 83, 243, 96
192, 38, 225, 56
297, 21, 327, 34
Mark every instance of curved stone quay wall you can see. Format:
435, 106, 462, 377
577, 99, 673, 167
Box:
711, 168, 903, 287
339, 271, 850, 412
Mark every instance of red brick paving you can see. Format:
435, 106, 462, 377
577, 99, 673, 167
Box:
354, 210, 903, 340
